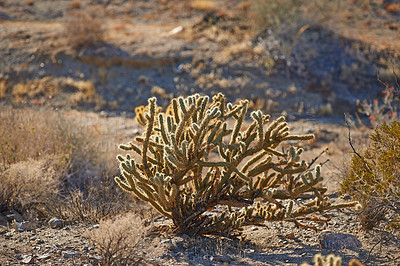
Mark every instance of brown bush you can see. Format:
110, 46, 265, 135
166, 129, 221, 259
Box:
64, 10, 104, 49
85, 212, 150, 265
0, 157, 65, 215
0, 106, 131, 221
68, 0, 81, 9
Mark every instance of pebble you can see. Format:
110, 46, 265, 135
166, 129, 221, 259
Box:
37, 253, 51, 260
6, 211, 24, 222
48, 217, 63, 229
319, 233, 362, 250
21, 255, 34, 264
62, 251, 79, 259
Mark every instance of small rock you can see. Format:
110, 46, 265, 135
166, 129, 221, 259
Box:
160, 239, 171, 244
37, 253, 51, 260
210, 255, 235, 263
6, 210, 24, 222
36, 238, 45, 244
168, 26, 183, 35
21, 255, 34, 264
48, 217, 63, 229
19, 221, 35, 231
319, 233, 362, 250
62, 251, 79, 259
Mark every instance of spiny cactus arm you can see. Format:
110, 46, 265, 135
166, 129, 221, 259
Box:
114, 176, 135, 192
194, 107, 220, 144
263, 147, 287, 157
135, 106, 147, 126
175, 104, 196, 142
142, 98, 157, 178
230, 100, 248, 145
247, 158, 273, 177
206, 120, 223, 143
264, 116, 286, 142
115, 175, 172, 218
293, 165, 323, 195
271, 163, 307, 175
222, 105, 242, 120
282, 134, 315, 141
198, 161, 249, 182
119, 142, 141, 155
197, 95, 209, 121
158, 113, 170, 145
251, 110, 265, 147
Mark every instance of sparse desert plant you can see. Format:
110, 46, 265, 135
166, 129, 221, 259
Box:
357, 86, 398, 128
190, 0, 216, 11
250, 0, 306, 33
68, 0, 81, 9
85, 212, 150, 265
115, 93, 358, 235
341, 121, 400, 231
64, 10, 103, 49
0, 106, 131, 221
0, 157, 65, 215
0, 107, 72, 171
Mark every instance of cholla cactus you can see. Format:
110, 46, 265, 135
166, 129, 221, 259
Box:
116, 93, 357, 235
301, 253, 364, 266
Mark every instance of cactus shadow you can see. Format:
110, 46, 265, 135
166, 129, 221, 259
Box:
165, 233, 388, 265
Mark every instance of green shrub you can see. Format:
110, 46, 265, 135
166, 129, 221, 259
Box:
116, 93, 357, 235
341, 121, 400, 230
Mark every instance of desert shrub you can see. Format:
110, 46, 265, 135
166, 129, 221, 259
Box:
0, 157, 65, 215
357, 86, 399, 128
116, 93, 357, 235
250, 0, 307, 33
341, 121, 400, 230
0, 106, 130, 221
64, 10, 103, 49
85, 212, 150, 265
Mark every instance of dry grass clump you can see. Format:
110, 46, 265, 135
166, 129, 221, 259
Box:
0, 107, 72, 170
0, 106, 131, 222
12, 77, 59, 100
68, 0, 81, 9
85, 212, 150, 265
0, 157, 65, 215
248, 0, 337, 36
190, 0, 216, 11
64, 10, 104, 49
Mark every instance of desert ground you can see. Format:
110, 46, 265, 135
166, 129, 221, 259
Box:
0, 0, 399, 265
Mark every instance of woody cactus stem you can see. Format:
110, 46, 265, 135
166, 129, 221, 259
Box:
115, 93, 358, 235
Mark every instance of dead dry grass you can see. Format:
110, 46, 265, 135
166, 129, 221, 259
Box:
64, 10, 104, 49
85, 212, 151, 265
0, 106, 133, 222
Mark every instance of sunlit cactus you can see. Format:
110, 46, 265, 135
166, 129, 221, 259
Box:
115, 93, 358, 235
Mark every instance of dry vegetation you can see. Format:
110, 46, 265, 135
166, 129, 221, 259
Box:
0, 106, 132, 223
85, 212, 151, 265
64, 10, 104, 49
